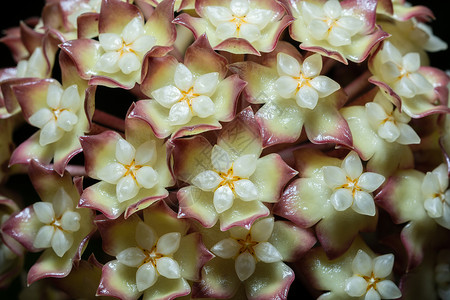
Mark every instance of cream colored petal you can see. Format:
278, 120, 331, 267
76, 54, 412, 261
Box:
408, 73, 433, 94
322, 166, 347, 189
156, 232, 181, 255
365, 287, 381, 300
29, 108, 53, 128
402, 52, 420, 73
393, 76, 416, 98
301, 1, 324, 23
60, 210, 81, 232
174, 63, 194, 92
56, 110, 78, 132
376, 280, 402, 299
117, 247, 146, 267
52, 187, 74, 216
51, 229, 74, 257
132, 35, 156, 55
97, 162, 127, 184
250, 217, 274, 242
99, 33, 122, 51
216, 22, 237, 40
230, 0, 249, 17
358, 172, 385, 193
345, 276, 367, 297
191, 95, 216, 118
136, 262, 158, 292
116, 175, 140, 202
309, 76, 340, 98
135, 140, 157, 166
234, 179, 259, 201
95, 52, 121, 73
211, 238, 240, 258
168, 101, 193, 125
422, 172, 441, 197
373, 253, 394, 278
302, 54, 322, 78
40, 121, 64, 146
192, 170, 222, 191
424, 197, 443, 218
151, 85, 183, 109
116, 138, 136, 165
118, 52, 141, 74
135, 166, 159, 189
122, 17, 144, 45
233, 154, 257, 178
352, 249, 372, 276
239, 24, 261, 43
336, 16, 364, 36
378, 121, 400, 143
296, 85, 319, 109
308, 19, 329, 41
330, 188, 353, 211
253, 242, 282, 263
33, 202, 55, 224
277, 53, 301, 77
434, 164, 449, 192
193, 72, 220, 96
245, 8, 273, 29
136, 222, 157, 250
342, 151, 363, 179
275, 76, 298, 99
328, 26, 351, 46
60, 84, 81, 111
323, 0, 342, 19
204, 6, 233, 26
211, 145, 232, 173
213, 185, 234, 213
33, 225, 55, 249
156, 257, 181, 279
46, 83, 63, 109
235, 252, 255, 281
352, 191, 376, 216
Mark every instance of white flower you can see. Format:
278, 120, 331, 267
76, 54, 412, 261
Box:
300, 0, 365, 47
203, 0, 275, 43
365, 92, 420, 144
32, 188, 81, 257
210, 217, 282, 281
378, 41, 433, 98
97, 138, 159, 202
116, 222, 182, 292
345, 249, 401, 299
96, 17, 156, 75
322, 151, 385, 216
28, 83, 82, 146
67, 0, 102, 29
151, 63, 219, 125
275, 52, 340, 109
422, 163, 450, 229
192, 145, 259, 213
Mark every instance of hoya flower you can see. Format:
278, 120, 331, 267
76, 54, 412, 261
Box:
274, 148, 380, 258
172, 108, 297, 230
275, 52, 340, 109
193, 217, 315, 299
422, 163, 450, 228
365, 93, 420, 145
1, 161, 96, 285
145, 0, 194, 11
322, 151, 385, 216
132, 35, 246, 139
369, 41, 450, 117
341, 89, 419, 176
375, 164, 450, 270
96, 200, 212, 300
80, 114, 174, 219
377, 0, 434, 22
60, 0, 176, 89
298, 237, 402, 299
229, 42, 352, 147
174, 0, 293, 55
284, 0, 388, 64
345, 250, 402, 299
9, 52, 95, 175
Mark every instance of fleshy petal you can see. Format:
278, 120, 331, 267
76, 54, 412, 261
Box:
235, 251, 256, 281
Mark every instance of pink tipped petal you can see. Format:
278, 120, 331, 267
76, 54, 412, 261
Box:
192, 257, 240, 299
250, 154, 297, 203
212, 74, 246, 122
177, 187, 219, 228
60, 39, 102, 80
171, 135, 213, 184
142, 200, 189, 238
99, 0, 142, 35
219, 199, 270, 231
142, 277, 190, 300
269, 220, 316, 262
214, 37, 261, 55
173, 232, 214, 281
77, 12, 100, 39
96, 213, 141, 257
144, 0, 177, 47
217, 107, 262, 159
2, 207, 42, 252
245, 262, 295, 300
97, 260, 140, 300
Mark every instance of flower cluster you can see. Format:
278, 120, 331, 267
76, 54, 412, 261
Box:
0, 0, 449, 299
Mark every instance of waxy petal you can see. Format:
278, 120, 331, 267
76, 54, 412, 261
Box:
136, 262, 157, 292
